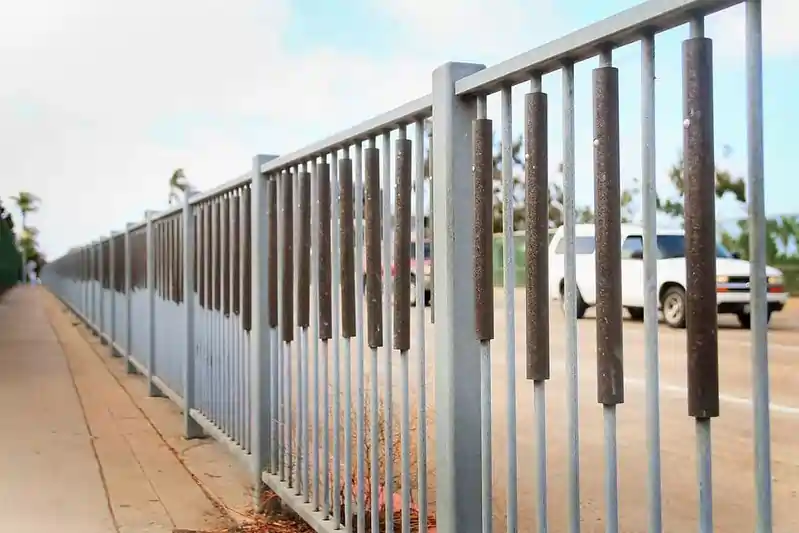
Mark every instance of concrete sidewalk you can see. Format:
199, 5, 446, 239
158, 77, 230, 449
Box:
0, 287, 244, 532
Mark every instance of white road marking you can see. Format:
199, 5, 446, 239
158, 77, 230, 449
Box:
624, 377, 799, 416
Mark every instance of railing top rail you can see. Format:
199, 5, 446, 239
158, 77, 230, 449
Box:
259, 94, 432, 175
455, 0, 742, 96
151, 205, 183, 223
188, 170, 253, 207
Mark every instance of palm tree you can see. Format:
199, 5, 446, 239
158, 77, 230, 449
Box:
168, 168, 192, 205
11, 191, 40, 283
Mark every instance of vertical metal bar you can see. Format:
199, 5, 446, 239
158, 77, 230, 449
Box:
184, 192, 203, 439
298, 166, 313, 504
353, 141, 367, 533
221, 196, 230, 436
340, 152, 357, 529
228, 190, 240, 446
473, 94, 494, 533
745, 3, 773, 532
431, 61, 485, 533
203, 202, 211, 415
382, 130, 395, 533
99, 238, 106, 340
266, 177, 279, 473
281, 169, 295, 489
594, 48, 623, 533
242, 185, 253, 452
317, 159, 333, 519
500, 83, 519, 533
109, 233, 117, 353
252, 156, 273, 507
526, 72, 550, 533
146, 213, 162, 397
125, 224, 134, 374
276, 175, 286, 482
331, 150, 342, 529
684, 20, 718, 533
394, 126, 413, 533
561, 60, 581, 533
364, 138, 383, 533
309, 160, 321, 508
641, 31, 663, 533
413, 119, 429, 533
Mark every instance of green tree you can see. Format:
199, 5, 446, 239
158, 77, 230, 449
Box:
11, 191, 41, 282
168, 168, 193, 205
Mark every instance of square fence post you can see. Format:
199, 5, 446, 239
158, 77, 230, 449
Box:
125, 223, 136, 374
146, 211, 163, 397
183, 191, 204, 438
251, 153, 278, 508
431, 61, 485, 533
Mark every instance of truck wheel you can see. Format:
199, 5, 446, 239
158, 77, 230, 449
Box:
737, 310, 772, 329
661, 286, 686, 329
560, 284, 588, 319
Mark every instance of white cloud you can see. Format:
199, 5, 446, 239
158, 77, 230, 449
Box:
0, 0, 568, 258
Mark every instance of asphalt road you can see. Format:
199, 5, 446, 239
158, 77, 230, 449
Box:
295, 293, 798, 532
341, 292, 799, 533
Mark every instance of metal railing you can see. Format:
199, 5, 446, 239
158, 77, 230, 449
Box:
41, 1, 776, 532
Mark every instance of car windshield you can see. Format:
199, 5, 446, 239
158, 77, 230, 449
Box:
656, 234, 732, 259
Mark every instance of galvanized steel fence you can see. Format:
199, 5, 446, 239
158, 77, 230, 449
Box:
42, 1, 777, 532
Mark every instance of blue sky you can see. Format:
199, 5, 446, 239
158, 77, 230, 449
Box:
0, 0, 796, 257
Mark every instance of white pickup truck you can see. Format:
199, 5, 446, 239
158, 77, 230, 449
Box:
548, 224, 789, 329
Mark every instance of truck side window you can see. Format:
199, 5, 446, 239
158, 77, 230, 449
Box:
554, 236, 596, 255
621, 235, 644, 259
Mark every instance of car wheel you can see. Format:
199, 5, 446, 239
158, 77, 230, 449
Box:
627, 307, 644, 321
661, 286, 686, 329
560, 284, 588, 319
737, 310, 772, 329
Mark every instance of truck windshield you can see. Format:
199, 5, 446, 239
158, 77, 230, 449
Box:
656, 234, 733, 259
410, 242, 432, 259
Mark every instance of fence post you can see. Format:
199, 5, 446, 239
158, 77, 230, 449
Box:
183, 191, 204, 438
146, 211, 163, 396
125, 223, 136, 374
110, 232, 119, 356
251, 154, 278, 508
431, 61, 485, 533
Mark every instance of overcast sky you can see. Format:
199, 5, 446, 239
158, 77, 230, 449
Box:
1, 0, 796, 258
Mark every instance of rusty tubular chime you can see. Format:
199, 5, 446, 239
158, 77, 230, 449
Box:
364, 146, 383, 349
198, 206, 207, 309
593, 50, 623, 533
683, 35, 719, 420
221, 196, 231, 316
393, 137, 412, 351
317, 162, 332, 342
265, 178, 278, 328
525, 83, 550, 381
472, 107, 494, 531
525, 76, 551, 532
593, 61, 624, 406
339, 158, 356, 339
297, 170, 312, 330
193, 210, 199, 298
176, 216, 184, 304
213, 198, 222, 313
280, 171, 294, 344
242, 185, 253, 332
231, 191, 242, 317
683, 29, 718, 533
473, 117, 494, 343
167, 218, 175, 302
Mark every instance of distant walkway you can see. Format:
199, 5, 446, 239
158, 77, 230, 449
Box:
0, 287, 247, 532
